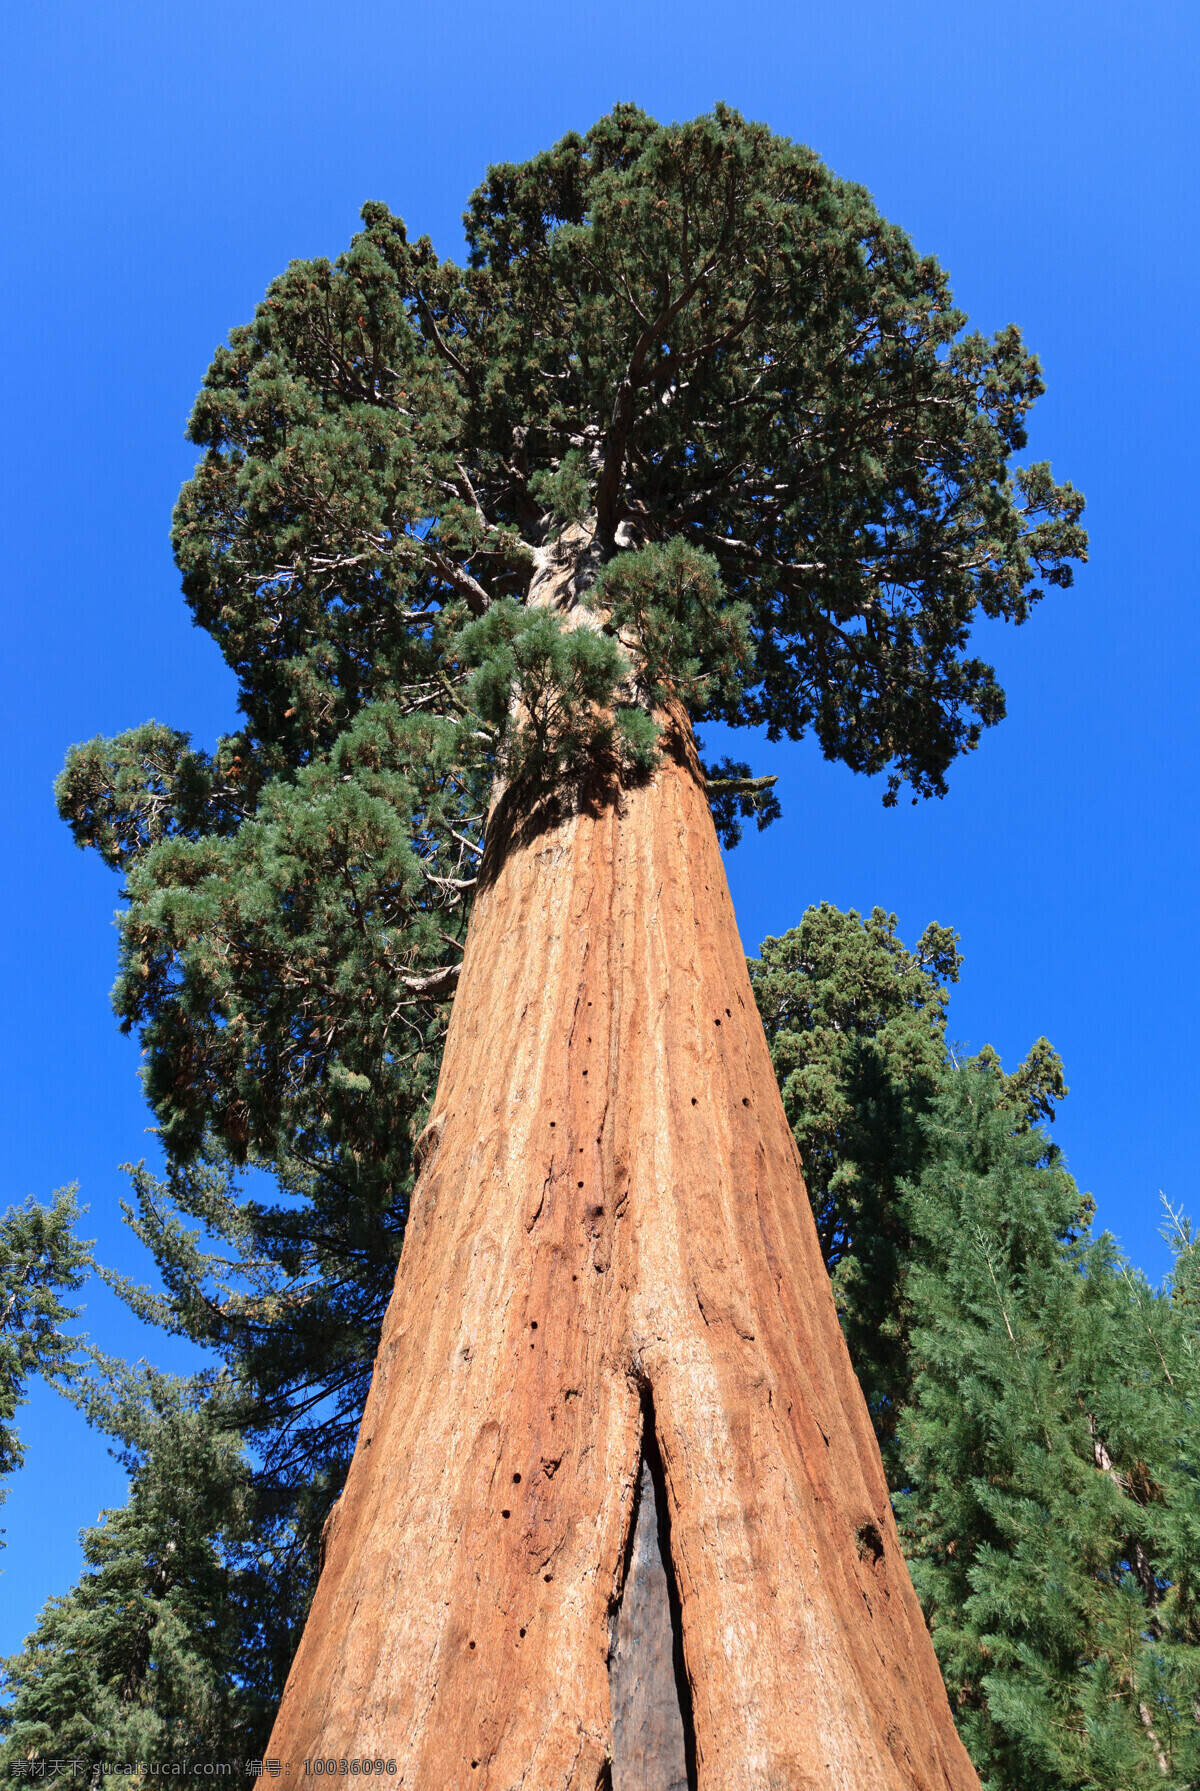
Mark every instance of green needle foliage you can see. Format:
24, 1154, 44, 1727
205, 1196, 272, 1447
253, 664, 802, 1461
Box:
755, 907, 1200, 1789
896, 1071, 1200, 1790
750, 903, 1064, 1466
0, 1189, 90, 1505
0, 1367, 267, 1768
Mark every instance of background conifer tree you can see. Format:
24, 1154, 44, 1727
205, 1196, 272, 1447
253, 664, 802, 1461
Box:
749, 905, 1066, 1472
896, 1069, 1200, 1790
1, 1368, 263, 1764
0, 1190, 90, 1507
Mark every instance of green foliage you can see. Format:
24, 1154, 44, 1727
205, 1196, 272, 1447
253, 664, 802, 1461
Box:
454, 104, 1085, 802
162, 101, 1083, 815
698, 756, 782, 850
750, 905, 1069, 1467
896, 1069, 1200, 1789
750, 905, 963, 1454
754, 908, 1200, 1786
0, 1368, 273, 1770
109, 704, 481, 1173
55, 723, 260, 873
527, 450, 590, 526
457, 599, 644, 782
0, 1189, 90, 1502
593, 537, 753, 715
103, 1148, 390, 1578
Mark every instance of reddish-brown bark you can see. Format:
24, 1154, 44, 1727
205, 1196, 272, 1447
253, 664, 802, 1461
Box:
267, 710, 981, 1790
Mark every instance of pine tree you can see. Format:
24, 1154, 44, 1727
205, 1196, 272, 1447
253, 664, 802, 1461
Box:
749, 906, 1066, 1473
749, 904, 962, 1463
752, 914, 1200, 1787
0, 1189, 90, 1508
0, 1367, 268, 1767
54, 105, 1086, 1783
896, 1066, 1200, 1790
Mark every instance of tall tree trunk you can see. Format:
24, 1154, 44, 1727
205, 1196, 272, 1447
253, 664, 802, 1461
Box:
267, 705, 980, 1790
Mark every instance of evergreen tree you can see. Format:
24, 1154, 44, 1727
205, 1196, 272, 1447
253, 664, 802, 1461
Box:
0, 1189, 90, 1509
0, 1367, 269, 1768
750, 905, 1065, 1469
897, 1066, 1200, 1790
50, 105, 1086, 1780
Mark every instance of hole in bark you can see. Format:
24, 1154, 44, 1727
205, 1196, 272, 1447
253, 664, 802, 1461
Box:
725, 1009, 731, 1017
502, 1509, 511, 1519
742, 1097, 750, 1107
513, 1473, 522, 1484
714, 1018, 721, 1026
578, 1181, 585, 1188
690, 1098, 697, 1106
531, 1321, 538, 1329
855, 1520, 885, 1565
469, 1640, 476, 1649
608, 1390, 697, 1791
519, 1627, 526, 1637
550, 1121, 556, 1127
544, 1573, 553, 1582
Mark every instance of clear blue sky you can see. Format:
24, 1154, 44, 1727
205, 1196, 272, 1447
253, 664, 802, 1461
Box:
2, 0, 1197, 1656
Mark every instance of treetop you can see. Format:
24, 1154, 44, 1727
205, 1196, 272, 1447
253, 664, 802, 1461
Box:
171, 101, 1085, 804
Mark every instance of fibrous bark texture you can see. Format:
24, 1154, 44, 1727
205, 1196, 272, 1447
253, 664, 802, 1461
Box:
268, 715, 981, 1791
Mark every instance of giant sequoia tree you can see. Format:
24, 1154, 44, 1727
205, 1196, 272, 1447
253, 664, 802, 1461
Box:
58, 107, 1085, 1786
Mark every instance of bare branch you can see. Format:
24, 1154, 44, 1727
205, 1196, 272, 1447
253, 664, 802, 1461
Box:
704, 773, 778, 798
425, 551, 490, 617
397, 962, 461, 999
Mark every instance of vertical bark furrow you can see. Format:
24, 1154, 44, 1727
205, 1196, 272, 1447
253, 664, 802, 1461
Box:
268, 717, 980, 1791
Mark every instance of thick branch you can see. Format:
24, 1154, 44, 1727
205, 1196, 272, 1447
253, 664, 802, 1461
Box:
425, 551, 491, 617
397, 963, 461, 999
704, 773, 778, 798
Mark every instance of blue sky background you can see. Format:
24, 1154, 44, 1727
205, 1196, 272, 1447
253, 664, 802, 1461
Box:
2, 0, 1197, 1655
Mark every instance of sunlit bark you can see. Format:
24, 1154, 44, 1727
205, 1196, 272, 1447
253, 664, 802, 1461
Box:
267, 680, 980, 1788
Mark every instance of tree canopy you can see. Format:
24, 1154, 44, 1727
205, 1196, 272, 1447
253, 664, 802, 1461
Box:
54, 104, 1085, 1424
